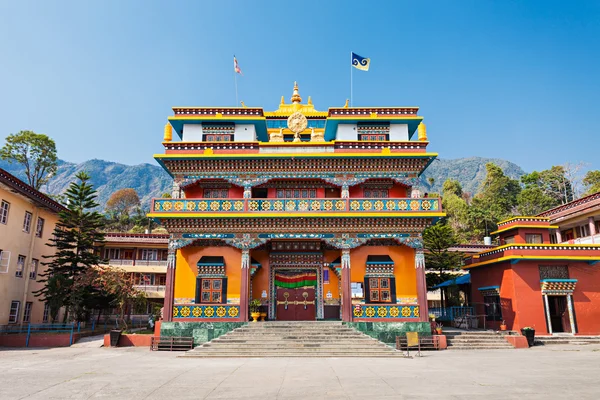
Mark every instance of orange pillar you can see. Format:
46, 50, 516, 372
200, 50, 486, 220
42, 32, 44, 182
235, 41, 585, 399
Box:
341, 249, 352, 322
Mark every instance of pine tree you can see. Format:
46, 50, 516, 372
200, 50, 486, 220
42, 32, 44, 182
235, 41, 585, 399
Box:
35, 172, 106, 321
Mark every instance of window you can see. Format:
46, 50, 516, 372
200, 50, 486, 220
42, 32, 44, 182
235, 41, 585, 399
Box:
203, 189, 228, 198
9, 301, 20, 323
23, 302, 33, 323
550, 233, 557, 244
0, 200, 9, 224
525, 234, 543, 244
276, 189, 317, 198
16, 255, 25, 277
104, 248, 121, 260
364, 189, 389, 198
30, 258, 39, 279
359, 134, 388, 141
157, 275, 166, 286
43, 303, 50, 323
368, 277, 392, 302
22, 211, 32, 233
504, 235, 515, 244
562, 230, 574, 241
351, 282, 364, 298
200, 278, 222, 303
577, 225, 590, 238
141, 249, 158, 261
484, 295, 502, 321
203, 134, 233, 142
35, 217, 44, 238
0, 250, 10, 273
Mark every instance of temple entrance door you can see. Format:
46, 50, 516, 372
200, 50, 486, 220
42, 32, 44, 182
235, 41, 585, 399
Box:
275, 288, 316, 321
276, 288, 296, 321
549, 296, 571, 333
294, 288, 316, 321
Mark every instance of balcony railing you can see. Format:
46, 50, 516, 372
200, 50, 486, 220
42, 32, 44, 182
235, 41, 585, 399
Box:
133, 285, 166, 292
105, 259, 168, 267
561, 233, 600, 245
151, 197, 441, 214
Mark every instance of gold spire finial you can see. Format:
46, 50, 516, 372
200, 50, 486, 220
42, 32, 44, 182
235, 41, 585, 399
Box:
163, 123, 172, 142
240, 101, 247, 108
418, 122, 428, 141
343, 99, 349, 108
280, 96, 285, 105
307, 96, 312, 105
291, 81, 302, 104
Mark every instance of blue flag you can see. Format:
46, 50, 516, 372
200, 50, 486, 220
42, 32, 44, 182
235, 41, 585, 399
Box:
351, 52, 370, 71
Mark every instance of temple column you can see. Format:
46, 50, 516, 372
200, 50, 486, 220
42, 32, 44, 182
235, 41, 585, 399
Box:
240, 249, 250, 322
543, 294, 553, 334
415, 249, 429, 322
555, 229, 563, 243
341, 184, 349, 199
163, 245, 177, 322
341, 249, 352, 322
589, 217, 597, 237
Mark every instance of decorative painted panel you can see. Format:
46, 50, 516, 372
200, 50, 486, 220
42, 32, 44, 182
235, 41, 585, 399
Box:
352, 304, 419, 319
152, 198, 441, 214
173, 304, 240, 319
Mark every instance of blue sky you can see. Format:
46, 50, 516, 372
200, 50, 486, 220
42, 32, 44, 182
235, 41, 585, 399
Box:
0, 0, 599, 172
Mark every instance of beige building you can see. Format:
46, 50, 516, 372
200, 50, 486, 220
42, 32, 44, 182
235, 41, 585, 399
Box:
99, 233, 169, 311
538, 191, 600, 244
0, 168, 66, 325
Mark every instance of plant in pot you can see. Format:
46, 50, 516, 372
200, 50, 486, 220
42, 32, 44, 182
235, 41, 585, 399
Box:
435, 322, 443, 335
520, 326, 535, 347
500, 320, 507, 331
249, 299, 262, 322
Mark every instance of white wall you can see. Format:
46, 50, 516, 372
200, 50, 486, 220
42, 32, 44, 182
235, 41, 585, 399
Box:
234, 124, 256, 141
336, 124, 357, 140
389, 124, 409, 141
182, 124, 203, 142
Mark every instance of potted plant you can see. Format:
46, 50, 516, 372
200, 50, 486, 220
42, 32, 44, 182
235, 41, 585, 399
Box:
435, 322, 443, 335
500, 320, 507, 331
521, 326, 535, 347
249, 299, 262, 322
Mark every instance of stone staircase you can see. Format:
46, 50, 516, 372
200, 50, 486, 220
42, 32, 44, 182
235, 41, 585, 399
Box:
445, 330, 514, 350
535, 335, 600, 346
181, 321, 403, 357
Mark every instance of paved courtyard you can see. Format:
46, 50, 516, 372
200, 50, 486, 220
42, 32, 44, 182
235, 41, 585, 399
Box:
1, 344, 599, 400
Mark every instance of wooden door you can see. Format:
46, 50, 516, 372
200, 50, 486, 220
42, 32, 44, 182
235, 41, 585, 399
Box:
276, 288, 295, 321
558, 296, 571, 333
294, 288, 316, 321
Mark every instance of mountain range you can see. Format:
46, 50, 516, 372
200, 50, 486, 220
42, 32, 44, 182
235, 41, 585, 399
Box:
0, 157, 525, 210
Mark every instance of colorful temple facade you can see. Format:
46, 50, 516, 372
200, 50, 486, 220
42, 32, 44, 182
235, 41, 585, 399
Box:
149, 83, 444, 334
465, 216, 600, 335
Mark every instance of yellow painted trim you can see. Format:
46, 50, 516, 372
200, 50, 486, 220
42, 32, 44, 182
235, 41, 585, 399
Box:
259, 142, 335, 147
464, 255, 600, 270
478, 243, 600, 254
154, 152, 439, 159
491, 224, 559, 235
327, 116, 423, 120
497, 216, 550, 225
168, 116, 267, 121
332, 140, 430, 144
147, 212, 446, 219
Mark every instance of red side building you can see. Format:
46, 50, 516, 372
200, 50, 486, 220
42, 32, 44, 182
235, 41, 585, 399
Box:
465, 216, 600, 335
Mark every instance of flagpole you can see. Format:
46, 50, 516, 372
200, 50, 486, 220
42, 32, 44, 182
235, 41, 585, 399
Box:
350, 52, 353, 107
234, 69, 239, 106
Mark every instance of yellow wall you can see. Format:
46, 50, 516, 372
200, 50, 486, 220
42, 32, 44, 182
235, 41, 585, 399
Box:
249, 249, 269, 302
174, 245, 242, 303
350, 245, 417, 300
323, 250, 341, 299
0, 187, 62, 325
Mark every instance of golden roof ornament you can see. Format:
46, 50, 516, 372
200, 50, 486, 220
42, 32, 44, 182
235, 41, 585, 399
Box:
163, 123, 172, 142
418, 122, 428, 141
287, 112, 308, 135
291, 81, 302, 104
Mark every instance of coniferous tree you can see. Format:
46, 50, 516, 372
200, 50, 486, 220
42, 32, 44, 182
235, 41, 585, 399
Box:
35, 172, 106, 321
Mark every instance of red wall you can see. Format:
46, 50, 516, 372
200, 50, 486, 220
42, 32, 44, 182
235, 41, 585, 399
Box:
470, 261, 600, 335
103, 333, 153, 347
0, 332, 82, 347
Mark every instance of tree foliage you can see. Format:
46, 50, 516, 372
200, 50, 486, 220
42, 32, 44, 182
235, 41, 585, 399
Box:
0, 130, 58, 190
423, 222, 464, 288
583, 170, 600, 196
106, 188, 140, 216
34, 172, 106, 321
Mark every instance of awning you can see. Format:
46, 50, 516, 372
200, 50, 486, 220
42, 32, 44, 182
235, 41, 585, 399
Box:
432, 274, 470, 289
197, 256, 225, 266
366, 255, 394, 265
274, 272, 317, 288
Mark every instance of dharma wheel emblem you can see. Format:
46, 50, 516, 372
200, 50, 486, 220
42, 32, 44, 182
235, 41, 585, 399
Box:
287, 112, 307, 134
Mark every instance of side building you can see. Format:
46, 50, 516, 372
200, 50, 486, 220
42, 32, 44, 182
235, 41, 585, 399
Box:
0, 168, 66, 325
538, 191, 600, 244
148, 83, 445, 340
465, 217, 600, 335
99, 233, 169, 313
